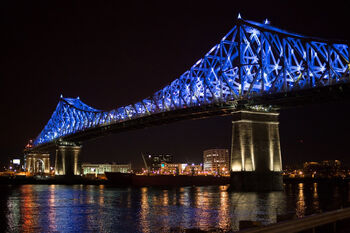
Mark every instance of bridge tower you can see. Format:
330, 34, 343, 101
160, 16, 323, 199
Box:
55, 141, 82, 176
230, 110, 283, 191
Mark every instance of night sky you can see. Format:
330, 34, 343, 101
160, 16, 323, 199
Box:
2, 1, 350, 169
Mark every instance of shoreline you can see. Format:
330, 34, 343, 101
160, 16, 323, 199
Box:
1, 175, 349, 186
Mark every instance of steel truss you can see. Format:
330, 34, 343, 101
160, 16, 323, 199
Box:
33, 18, 350, 146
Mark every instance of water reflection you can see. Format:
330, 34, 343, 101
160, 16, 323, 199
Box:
312, 183, 320, 213
296, 183, 306, 217
218, 187, 230, 230
139, 187, 150, 233
0, 183, 349, 232
48, 185, 57, 232
21, 185, 37, 232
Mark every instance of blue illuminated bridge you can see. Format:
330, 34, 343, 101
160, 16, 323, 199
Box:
26, 17, 349, 190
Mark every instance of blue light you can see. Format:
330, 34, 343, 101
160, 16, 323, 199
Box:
32, 18, 350, 147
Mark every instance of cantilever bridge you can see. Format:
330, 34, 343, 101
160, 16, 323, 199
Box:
26, 17, 349, 190
30, 17, 349, 150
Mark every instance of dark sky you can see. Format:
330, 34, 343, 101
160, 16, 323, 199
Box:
1, 0, 350, 169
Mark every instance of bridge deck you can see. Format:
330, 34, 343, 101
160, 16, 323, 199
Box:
27, 82, 350, 152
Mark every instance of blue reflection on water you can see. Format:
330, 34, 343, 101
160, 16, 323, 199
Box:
0, 183, 349, 232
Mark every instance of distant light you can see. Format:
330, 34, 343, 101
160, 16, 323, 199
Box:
77, 96, 80, 99
237, 13, 242, 19
13, 159, 20, 165
264, 18, 270, 24
60, 94, 63, 98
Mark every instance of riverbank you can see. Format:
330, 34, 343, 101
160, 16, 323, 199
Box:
0, 174, 230, 186
0, 176, 108, 185
1, 175, 349, 186
283, 176, 350, 185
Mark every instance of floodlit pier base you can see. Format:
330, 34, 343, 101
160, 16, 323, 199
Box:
55, 142, 82, 176
230, 110, 283, 191
25, 152, 50, 174
230, 171, 283, 191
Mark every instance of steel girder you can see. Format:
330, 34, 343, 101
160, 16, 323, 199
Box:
33, 18, 350, 147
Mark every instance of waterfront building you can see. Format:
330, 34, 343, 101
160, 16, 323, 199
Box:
159, 163, 183, 175
283, 160, 345, 178
182, 163, 203, 175
303, 160, 343, 178
7, 157, 23, 172
203, 149, 230, 175
82, 163, 131, 176
144, 154, 173, 171
158, 163, 203, 175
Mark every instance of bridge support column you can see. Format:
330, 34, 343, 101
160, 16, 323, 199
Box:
55, 142, 82, 176
230, 110, 283, 191
25, 152, 50, 174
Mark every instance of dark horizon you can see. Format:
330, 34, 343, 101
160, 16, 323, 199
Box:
2, 1, 350, 169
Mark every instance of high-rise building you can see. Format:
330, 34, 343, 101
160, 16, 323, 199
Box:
203, 149, 229, 175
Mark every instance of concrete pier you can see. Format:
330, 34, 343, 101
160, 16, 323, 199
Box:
55, 142, 82, 176
230, 110, 283, 191
25, 152, 50, 174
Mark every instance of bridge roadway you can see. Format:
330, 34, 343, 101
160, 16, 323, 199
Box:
28, 81, 350, 152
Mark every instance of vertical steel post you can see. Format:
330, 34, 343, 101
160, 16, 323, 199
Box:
348, 43, 350, 80
306, 42, 311, 87
260, 29, 264, 94
238, 20, 242, 97
328, 44, 332, 86
283, 38, 287, 92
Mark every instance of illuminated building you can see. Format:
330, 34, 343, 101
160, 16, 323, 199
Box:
303, 160, 343, 178
203, 149, 229, 174
82, 163, 131, 176
182, 164, 203, 175
144, 154, 172, 171
159, 163, 183, 175
158, 163, 203, 175
7, 157, 22, 172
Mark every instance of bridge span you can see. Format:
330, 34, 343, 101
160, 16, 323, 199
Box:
26, 17, 349, 191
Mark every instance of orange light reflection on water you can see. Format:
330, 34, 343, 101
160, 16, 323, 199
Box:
296, 183, 306, 217
140, 187, 150, 233
48, 185, 57, 232
20, 185, 37, 232
218, 188, 230, 231
312, 183, 320, 213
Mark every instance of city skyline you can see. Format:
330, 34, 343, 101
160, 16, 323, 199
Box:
2, 1, 350, 168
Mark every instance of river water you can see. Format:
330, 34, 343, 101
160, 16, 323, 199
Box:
1, 182, 349, 232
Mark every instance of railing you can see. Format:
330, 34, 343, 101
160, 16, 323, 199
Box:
239, 207, 350, 233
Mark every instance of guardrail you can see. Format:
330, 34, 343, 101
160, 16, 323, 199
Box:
239, 207, 350, 233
